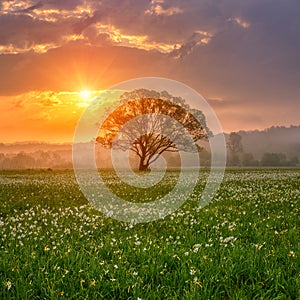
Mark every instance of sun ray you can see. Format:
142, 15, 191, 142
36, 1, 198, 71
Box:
80, 90, 91, 99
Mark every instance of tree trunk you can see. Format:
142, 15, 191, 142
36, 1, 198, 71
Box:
138, 157, 150, 171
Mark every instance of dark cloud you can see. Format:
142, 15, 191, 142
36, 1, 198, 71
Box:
43, 0, 83, 11
72, 0, 150, 36
0, 14, 70, 47
16, 1, 43, 13
169, 32, 210, 59
82, 28, 113, 47
73, 11, 104, 35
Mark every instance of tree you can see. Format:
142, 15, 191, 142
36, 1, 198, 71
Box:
241, 152, 259, 166
288, 156, 299, 166
260, 152, 286, 166
260, 152, 299, 166
10, 152, 36, 169
227, 132, 243, 166
96, 89, 210, 171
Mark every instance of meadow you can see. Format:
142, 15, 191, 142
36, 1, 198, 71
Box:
0, 168, 299, 299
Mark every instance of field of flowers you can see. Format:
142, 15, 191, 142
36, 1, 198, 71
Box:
0, 169, 299, 299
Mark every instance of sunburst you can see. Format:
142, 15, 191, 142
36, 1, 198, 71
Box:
79, 90, 91, 99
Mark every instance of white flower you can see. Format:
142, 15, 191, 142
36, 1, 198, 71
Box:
288, 251, 295, 257
6, 280, 12, 290
190, 269, 196, 275
223, 236, 237, 243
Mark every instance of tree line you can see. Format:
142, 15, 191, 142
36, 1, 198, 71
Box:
0, 151, 72, 169
227, 132, 299, 167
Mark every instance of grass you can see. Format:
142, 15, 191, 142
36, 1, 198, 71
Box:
0, 168, 299, 299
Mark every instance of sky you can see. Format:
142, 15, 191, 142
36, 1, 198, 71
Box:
0, 0, 299, 142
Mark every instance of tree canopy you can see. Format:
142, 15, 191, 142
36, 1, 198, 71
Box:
96, 89, 211, 171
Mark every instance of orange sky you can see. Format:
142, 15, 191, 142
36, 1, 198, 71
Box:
1, 0, 300, 142
0, 90, 103, 142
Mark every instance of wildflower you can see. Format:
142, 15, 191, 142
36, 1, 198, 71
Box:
288, 251, 295, 257
254, 244, 264, 250
90, 280, 96, 286
6, 280, 12, 290
223, 236, 237, 243
190, 269, 196, 275
254, 242, 266, 250
193, 277, 203, 288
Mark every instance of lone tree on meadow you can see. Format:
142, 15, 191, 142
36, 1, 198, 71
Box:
96, 89, 211, 171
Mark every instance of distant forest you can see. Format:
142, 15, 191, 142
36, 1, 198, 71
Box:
0, 125, 299, 169
226, 125, 300, 166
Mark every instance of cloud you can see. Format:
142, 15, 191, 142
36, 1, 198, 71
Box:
16, 1, 44, 13
73, 11, 103, 35
145, 2, 183, 16
169, 31, 212, 58
46, 0, 83, 10
1, 0, 82, 14
0, 90, 87, 142
81, 28, 113, 47
0, 14, 70, 49
228, 17, 250, 28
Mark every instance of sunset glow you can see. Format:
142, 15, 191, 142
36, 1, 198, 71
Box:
0, 0, 299, 143
0, 90, 104, 143
0, 2, 299, 298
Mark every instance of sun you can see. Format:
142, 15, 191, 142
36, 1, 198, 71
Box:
79, 90, 91, 99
